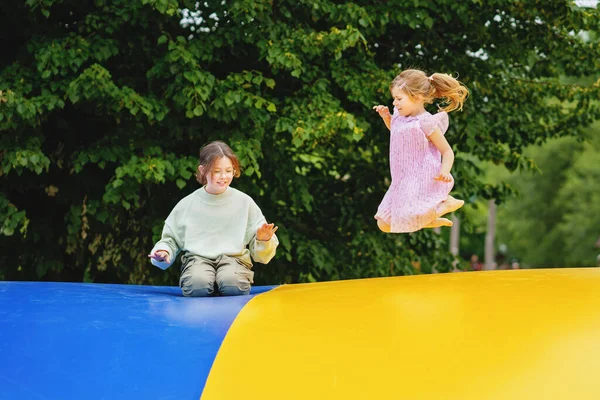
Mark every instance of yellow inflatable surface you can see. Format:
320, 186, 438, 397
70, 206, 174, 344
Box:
202, 268, 600, 399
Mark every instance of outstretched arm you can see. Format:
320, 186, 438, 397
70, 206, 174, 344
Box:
372, 105, 391, 130
428, 129, 455, 182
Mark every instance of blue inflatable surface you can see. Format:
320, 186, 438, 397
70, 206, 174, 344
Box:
0, 282, 275, 400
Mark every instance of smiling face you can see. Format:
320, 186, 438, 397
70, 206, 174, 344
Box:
391, 86, 426, 117
201, 156, 235, 195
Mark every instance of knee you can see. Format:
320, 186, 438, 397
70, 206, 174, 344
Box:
217, 270, 251, 296
220, 284, 250, 296
180, 273, 215, 297
181, 285, 213, 297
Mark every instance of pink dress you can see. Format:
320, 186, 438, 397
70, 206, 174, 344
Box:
375, 109, 453, 233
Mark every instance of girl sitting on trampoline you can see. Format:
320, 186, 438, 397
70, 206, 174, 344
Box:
148, 141, 279, 297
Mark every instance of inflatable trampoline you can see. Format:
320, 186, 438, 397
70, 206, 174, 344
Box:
2, 268, 600, 399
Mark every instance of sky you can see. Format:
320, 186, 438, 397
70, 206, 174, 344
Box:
574, 0, 599, 7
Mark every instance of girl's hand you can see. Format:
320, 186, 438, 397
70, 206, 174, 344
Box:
257, 223, 278, 241
372, 105, 391, 119
434, 172, 452, 182
148, 250, 170, 264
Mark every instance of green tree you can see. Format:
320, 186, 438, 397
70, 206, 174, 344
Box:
497, 120, 600, 267
1, 0, 599, 284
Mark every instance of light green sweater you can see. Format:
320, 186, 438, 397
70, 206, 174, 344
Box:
150, 186, 278, 270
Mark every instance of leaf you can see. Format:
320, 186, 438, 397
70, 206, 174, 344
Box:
183, 71, 194, 82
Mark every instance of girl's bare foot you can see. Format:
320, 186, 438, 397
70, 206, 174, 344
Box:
425, 218, 453, 228
437, 195, 465, 217
377, 219, 391, 233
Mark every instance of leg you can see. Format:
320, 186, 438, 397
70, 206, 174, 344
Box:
215, 256, 254, 296
424, 218, 453, 228
377, 219, 391, 233
437, 195, 465, 217
179, 255, 216, 297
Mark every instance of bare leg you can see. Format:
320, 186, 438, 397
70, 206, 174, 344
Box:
377, 219, 391, 233
437, 195, 465, 217
424, 218, 453, 228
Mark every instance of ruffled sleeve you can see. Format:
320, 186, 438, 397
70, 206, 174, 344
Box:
420, 111, 449, 137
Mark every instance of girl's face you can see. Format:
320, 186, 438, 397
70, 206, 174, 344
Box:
391, 87, 425, 117
201, 156, 235, 195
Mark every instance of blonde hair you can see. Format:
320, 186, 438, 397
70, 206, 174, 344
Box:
195, 141, 241, 185
390, 69, 469, 112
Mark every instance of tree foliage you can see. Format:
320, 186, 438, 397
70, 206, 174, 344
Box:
497, 122, 600, 268
1, 0, 599, 283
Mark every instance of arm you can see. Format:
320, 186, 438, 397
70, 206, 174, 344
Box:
428, 129, 455, 182
372, 105, 391, 130
246, 200, 279, 264
148, 223, 181, 270
249, 223, 279, 264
